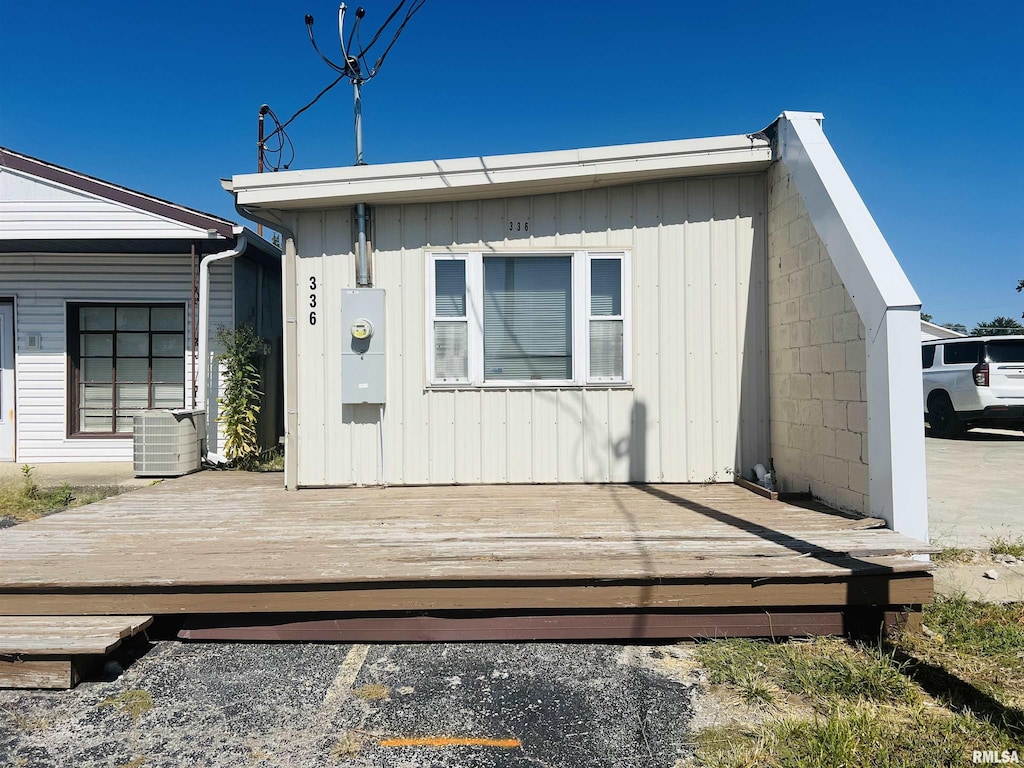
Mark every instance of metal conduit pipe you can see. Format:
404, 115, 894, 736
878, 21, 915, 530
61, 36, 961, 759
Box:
356, 201, 369, 286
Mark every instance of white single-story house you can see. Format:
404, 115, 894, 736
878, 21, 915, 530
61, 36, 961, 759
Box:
921, 319, 966, 341
0, 147, 282, 465
227, 111, 929, 542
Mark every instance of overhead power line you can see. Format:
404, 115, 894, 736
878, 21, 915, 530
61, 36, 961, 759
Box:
258, 1, 427, 172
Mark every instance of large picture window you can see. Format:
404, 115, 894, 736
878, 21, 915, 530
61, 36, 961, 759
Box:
427, 251, 630, 386
68, 303, 186, 435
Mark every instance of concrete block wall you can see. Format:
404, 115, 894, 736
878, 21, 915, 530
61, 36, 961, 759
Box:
766, 160, 870, 515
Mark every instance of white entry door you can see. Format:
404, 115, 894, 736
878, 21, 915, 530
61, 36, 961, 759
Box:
0, 303, 14, 461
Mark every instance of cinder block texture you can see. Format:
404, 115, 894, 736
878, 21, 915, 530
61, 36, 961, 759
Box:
766, 161, 869, 515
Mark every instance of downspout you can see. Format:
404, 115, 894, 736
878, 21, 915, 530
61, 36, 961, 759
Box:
235, 203, 299, 491
190, 242, 197, 408
197, 234, 248, 452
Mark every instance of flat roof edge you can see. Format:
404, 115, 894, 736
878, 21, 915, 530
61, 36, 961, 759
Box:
232, 134, 772, 209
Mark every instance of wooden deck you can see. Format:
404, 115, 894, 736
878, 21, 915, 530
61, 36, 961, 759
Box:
0, 472, 933, 635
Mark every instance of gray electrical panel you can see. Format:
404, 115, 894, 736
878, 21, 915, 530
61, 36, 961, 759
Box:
340, 289, 386, 404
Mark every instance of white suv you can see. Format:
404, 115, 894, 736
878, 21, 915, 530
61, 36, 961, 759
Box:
922, 335, 1024, 437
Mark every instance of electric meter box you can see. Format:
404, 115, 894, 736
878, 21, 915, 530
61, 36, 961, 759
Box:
340, 288, 386, 404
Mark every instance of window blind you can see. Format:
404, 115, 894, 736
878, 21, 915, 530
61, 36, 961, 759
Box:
484, 256, 572, 380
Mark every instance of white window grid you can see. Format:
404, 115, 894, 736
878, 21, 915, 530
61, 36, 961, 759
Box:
426, 250, 631, 387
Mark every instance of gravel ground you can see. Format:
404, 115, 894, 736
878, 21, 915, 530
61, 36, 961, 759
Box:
0, 639, 701, 768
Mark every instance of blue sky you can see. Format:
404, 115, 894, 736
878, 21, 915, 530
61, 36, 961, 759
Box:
2, 0, 1020, 328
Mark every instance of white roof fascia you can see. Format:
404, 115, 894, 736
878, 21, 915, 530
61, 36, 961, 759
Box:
230, 134, 772, 210
776, 112, 921, 337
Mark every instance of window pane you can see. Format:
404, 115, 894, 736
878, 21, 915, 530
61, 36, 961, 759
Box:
435, 261, 466, 317
986, 341, 1024, 363
152, 358, 183, 383
153, 382, 184, 409
434, 321, 468, 380
117, 333, 149, 356
116, 357, 149, 383
944, 342, 981, 364
922, 346, 935, 369
116, 383, 149, 410
82, 357, 113, 382
591, 259, 621, 316
151, 307, 184, 331
81, 307, 114, 331
115, 414, 137, 433
81, 383, 113, 409
82, 334, 113, 356
117, 307, 149, 331
590, 320, 624, 378
81, 410, 113, 432
484, 256, 571, 380
153, 334, 184, 356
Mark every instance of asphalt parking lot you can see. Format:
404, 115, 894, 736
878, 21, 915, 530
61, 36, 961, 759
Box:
0, 638, 702, 768
2, 429, 1022, 766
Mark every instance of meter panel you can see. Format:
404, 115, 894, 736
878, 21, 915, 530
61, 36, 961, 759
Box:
340, 289, 386, 404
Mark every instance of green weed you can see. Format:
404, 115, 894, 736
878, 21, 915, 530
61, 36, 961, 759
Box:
990, 536, 1024, 559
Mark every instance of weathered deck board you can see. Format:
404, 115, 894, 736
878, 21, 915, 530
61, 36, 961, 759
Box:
0, 473, 933, 617
0, 616, 153, 654
0, 615, 153, 689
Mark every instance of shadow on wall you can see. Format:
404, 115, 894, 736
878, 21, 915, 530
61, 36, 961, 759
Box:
297, 178, 770, 483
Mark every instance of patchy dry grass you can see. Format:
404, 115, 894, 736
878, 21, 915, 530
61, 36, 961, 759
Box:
696, 637, 919, 708
97, 690, 154, 721
990, 536, 1024, 559
693, 703, 1015, 768
931, 546, 977, 565
0, 465, 124, 524
688, 606, 1024, 768
898, 595, 1024, 715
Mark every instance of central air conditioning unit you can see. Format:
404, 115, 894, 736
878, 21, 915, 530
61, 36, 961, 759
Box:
133, 409, 206, 477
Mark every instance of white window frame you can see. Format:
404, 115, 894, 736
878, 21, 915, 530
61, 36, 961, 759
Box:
426, 250, 631, 387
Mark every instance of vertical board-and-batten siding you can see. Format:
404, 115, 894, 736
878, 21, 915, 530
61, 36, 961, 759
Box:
292, 175, 769, 486
0, 255, 233, 462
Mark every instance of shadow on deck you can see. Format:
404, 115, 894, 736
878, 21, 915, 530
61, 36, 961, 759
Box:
0, 472, 934, 642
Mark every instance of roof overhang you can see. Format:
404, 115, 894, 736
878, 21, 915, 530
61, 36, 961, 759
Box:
1, 146, 236, 238
228, 133, 773, 210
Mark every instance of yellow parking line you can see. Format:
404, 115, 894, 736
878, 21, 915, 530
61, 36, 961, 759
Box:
379, 737, 521, 749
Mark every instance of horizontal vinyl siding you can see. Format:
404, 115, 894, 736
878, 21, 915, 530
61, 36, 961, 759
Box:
0, 167, 212, 239
292, 175, 769, 486
0, 254, 233, 462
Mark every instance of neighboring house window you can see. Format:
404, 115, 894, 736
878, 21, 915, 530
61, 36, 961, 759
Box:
427, 251, 630, 386
68, 304, 185, 435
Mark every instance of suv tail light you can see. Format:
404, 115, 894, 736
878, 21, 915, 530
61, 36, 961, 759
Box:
973, 362, 989, 387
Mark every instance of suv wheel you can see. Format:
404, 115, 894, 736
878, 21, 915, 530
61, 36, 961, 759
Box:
928, 393, 963, 438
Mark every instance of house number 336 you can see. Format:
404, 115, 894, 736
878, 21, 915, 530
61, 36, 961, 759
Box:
508, 220, 529, 232
308, 276, 318, 325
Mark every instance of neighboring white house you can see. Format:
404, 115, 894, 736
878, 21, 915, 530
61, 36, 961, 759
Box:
227, 111, 928, 542
921, 319, 966, 341
0, 147, 282, 464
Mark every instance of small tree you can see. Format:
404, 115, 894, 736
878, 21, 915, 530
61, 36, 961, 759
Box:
215, 324, 264, 469
971, 316, 1023, 336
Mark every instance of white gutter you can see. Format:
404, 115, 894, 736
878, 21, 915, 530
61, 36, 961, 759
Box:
775, 111, 928, 543
197, 231, 247, 452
